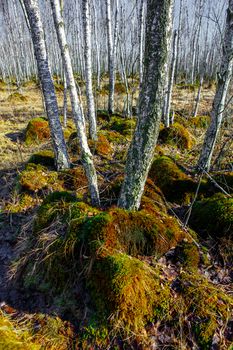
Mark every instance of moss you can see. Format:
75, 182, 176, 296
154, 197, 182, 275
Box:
28, 150, 55, 167
89, 134, 113, 159
80, 207, 187, 257
99, 129, 126, 145
24, 118, 50, 145
0, 310, 75, 350
179, 272, 233, 348
172, 241, 200, 270
6, 92, 28, 103
105, 116, 136, 136
210, 172, 233, 194
149, 156, 198, 204
19, 163, 63, 193
68, 133, 113, 159
159, 122, 195, 149
5, 193, 39, 213
190, 115, 210, 128
189, 193, 233, 237
59, 167, 88, 193
89, 252, 171, 333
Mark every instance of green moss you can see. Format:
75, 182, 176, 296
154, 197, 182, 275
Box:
5, 193, 38, 213
173, 241, 200, 270
28, 150, 54, 167
19, 163, 62, 193
89, 253, 171, 333
24, 118, 50, 145
179, 272, 233, 348
80, 207, 187, 257
149, 156, 198, 204
159, 122, 195, 149
0, 310, 75, 350
105, 116, 136, 136
189, 193, 233, 237
68, 132, 113, 159
210, 172, 233, 194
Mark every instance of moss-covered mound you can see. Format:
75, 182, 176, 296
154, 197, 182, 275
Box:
89, 253, 170, 333
18, 163, 63, 193
25, 118, 50, 145
105, 116, 136, 136
7, 92, 28, 103
68, 133, 113, 159
0, 310, 75, 350
189, 193, 233, 237
102, 175, 167, 211
149, 156, 198, 204
159, 122, 195, 149
12, 191, 233, 349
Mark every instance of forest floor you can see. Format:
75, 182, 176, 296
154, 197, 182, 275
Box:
0, 80, 232, 349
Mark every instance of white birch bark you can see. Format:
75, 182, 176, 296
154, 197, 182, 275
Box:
139, 0, 146, 87
106, 0, 118, 114
23, 0, 70, 170
50, 0, 100, 206
164, 29, 178, 127
83, 0, 97, 140
118, 0, 174, 210
197, 0, 233, 172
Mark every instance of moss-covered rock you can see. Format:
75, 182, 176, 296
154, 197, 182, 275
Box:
24, 118, 50, 145
19, 163, 63, 193
149, 156, 197, 204
5, 193, 39, 213
105, 116, 136, 136
159, 122, 195, 149
189, 193, 233, 237
28, 150, 54, 167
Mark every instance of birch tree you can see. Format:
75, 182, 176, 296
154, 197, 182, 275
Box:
164, 29, 178, 127
118, 0, 174, 210
83, 0, 97, 140
197, 0, 233, 172
22, 0, 70, 170
50, 0, 100, 207
106, 0, 118, 114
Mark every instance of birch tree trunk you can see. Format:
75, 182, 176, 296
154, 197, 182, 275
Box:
118, 0, 174, 210
164, 29, 178, 127
83, 0, 97, 140
139, 0, 146, 87
106, 0, 117, 114
23, 0, 70, 170
197, 0, 233, 172
50, 0, 100, 207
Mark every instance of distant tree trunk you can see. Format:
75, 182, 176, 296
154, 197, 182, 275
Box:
50, 0, 100, 206
106, 0, 118, 114
197, 0, 233, 172
83, 0, 97, 140
23, 0, 70, 170
164, 29, 178, 127
118, 0, 174, 210
139, 0, 146, 87
63, 71, 68, 128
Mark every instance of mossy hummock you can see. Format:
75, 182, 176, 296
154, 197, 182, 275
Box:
159, 122, 195, 149
24, 117, 50, 145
